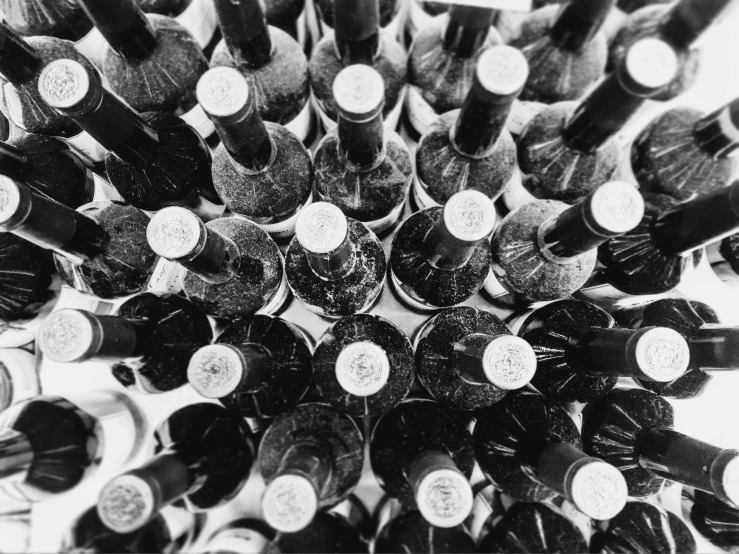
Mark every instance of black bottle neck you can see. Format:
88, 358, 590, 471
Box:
214, 0, 273, 68
206, 97, 272, 172
276, 442, 332, 495
549, 0, 614, 52
694, 99, 739, 159
0, 143, 29, 182
442, 6, 495, 58
662, 0, 736, 49
0, 23, 41, 85
334, 0, 381, 64
306, 232, 356, 281
77, 0, 158, 60
188, 343, 271, 399
689, 325, 739, 371
338, 112, 385, 168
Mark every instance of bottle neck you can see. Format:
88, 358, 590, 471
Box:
338, 113, 385, 168
228, 343, 271, 392
442, 6, 494, 58
277, 442, 333, 495
0, 143, 29, 182
211, 106, 273, 172
0, 428, 33, 482
408, 450, 462, 498
451, 83, 513, 159
537, 202, 617, 264
77, 0, 157, 60
694, 100, 739, 159
174, 226, 242, 285
81, 315, 150, 362
305, 231, 356, 281
132, 451, 199, 513
689, 325, 739, 371
453, 333, 502, 386
0, 26, 41, 85
421, 216, 479, 270
214, 0, 273, 68
662, 0, 734, 49
334, 0, 380, 64
549, 0, 613, 52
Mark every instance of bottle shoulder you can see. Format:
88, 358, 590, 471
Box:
2, 0, 93, 39
0, 232, 55, 322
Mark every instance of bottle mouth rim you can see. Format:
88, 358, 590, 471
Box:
335, 340, 391, 397
482, 335, 538, 390
146, 206, 203, 260
196, 67, 250, 118
634, 327, 690, 382
332, 64, 385, 120
98, 474, 156, 534
476, 46, 529, 98
443, 190, 497, 243
295, 202, 349, 254
38, 309, 96, 363
262, 474, 319, 533
569, 460, 628, 520
187, 344, 244, 399
38, 59, 91, 110
415, 468, 473, 528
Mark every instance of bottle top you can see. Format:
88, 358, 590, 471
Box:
633, 327, 690, 382
37, 59, 92, 111
475, 46, 529, 101
196, 67, 250, 119
717, 452, 739, 507
188, 345, 245, 399
98, 474, 156, 534
38, 309, 97, 363
146, 207, 204, 261
295, 202, 349, 254
415, 468, 474, 528
480, 335, 538, 390
584, 181, 645, 236
332, 65, 385, 122
0, 176, 24, 228
622, 38, 678, 94
569, 460, 628, 520
442, 190, 497, 243
335, 341, 390, 397
262, 474, 319, 533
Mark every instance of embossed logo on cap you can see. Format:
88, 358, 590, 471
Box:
38, 59, 90, 109
477, 46, 529, 96
0, 177, 21, 224
443, 190, 497, 242
262, 474, 318, 533
590, 181, 645, 235
197, 67, 250, 117
483, 335, 537, 390
335, 341, 390, 397
570, 460, 628, 520
38, 309, 94, 363
333, 65, 385, 116
295, 202, 348, 254
188, 345, 244, 399
416, 469, 474, 528
635, 327, 690, 382
147, 207, 203, 260
98, 475, 155, 534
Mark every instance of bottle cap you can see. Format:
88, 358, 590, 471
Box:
714, 450, 739, 508
295, 202, 348, 254
38, 309, 97, 363
634, 327, 690, 382
147, 207, 204, 261
415, 468, 474, 528
262, 474, 318, 533
196, 67, 250, 118
37, 59, 90, 110
188, 344, 245, 399
443, 190, 497, 243
98, 474, 156, 534
335, 341, 390, 397
482, 335, 537, 390
623, 38, 678, 92
476, 46, 529, 99
333, 65, 385, 122
587, 181, 645, 236
0, 176, 22, 227
569, 460, 628, 520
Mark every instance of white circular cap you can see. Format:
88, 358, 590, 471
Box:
333, 64, 385, 117
98, 474, 156, 534
295, 202, 348, 254
635, 327, 690, 382
0, 176, 21, 225
262, 474, 318, 533
147, 207, 203, 260
625, 38, 678, 89
477, 46, 529, 96
196, 67, 250, 118
37, 59, 90, 109
188, 345, 244, 399
443, 190, 497, 242
590, 181, 645, 235
38, 309, 95, 363
335, 341, 390, 397
483, 335, 537, 390
415, 469, 474, 528
720, 454, 739, 507
569, 460, 628, 520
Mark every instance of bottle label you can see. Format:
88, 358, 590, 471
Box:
483, 269, 509, 298
284, 100, 314, 143
390, 268, 440, 312
501, 171, 537, 212
177, 0, 218, 48
404, 85, 438, 137
506, 100, 546, 136
159, 506, 197, 547
257, 263, 291, 316
180, 104, 216, 142
51, 285, 116, 315
62, 131, 108, 163
74, 28, 107, 69
363, 199, 406, 234
312, 86, 406, 133
92, 172, 123, 202
205, 527, 270, 554
255, 192, 313, 239
147, 257, 186, 294
0, 350, 39, 406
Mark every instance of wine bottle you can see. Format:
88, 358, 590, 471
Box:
374, 505, 476, 554
390, 190, 496, 311
508, 38, 677, 209
414, 306, 538, 411
312, 314, 414, 416
98, 403, 254, 533
0, 178, 159, 299
488, 181, 644, 303
210, 0, 312, 143
629, 97, 739, 201
510, 0, 614, 104
687, 489, 739, 553
0, 349, 39, 413
265, 0, 305, 42
475, 391, 628, 520
187, 315, 312, 417
313, 65, 412, 233
405, 4, 501, 136
39, 293, 212, 393
413, 45, 527, 210
583, 388, 739, 505
370, 399, 475, 528
609, 0, 739, 101
590, 499, 696, 553
265, 511, 368, 553
314, 0, 402, 38
136, 0, 218, 51
196, 67, 313, 238
479, 502, 589, 553
0, 390, 143, 503
38, 58, 222, 217
286, 202, 386, 317
258, 403, 364, 532
147, 207, 288, 319
201, 518, 275, 554
308, 0, 407, 130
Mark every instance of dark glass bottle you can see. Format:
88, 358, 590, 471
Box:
511, 299, 691, 402
187, 315, 312, 417
687, 489, 739, 553
488, 181, 644, 302
202, 518, 275, 554
0, 178, 159, 299
38, 58, 221, 216
479, 502, 589, 553
265, 511, 368, 553
405, 5, 501, 136
370, 399, 476, 528
475, 391, 628, 520
0, 391, 143, 503
313, 65, 412, 233
312, 314, 414, 416
147, 206, 288, 319
609, 0, 739, 101
630, 97, 739, 201
314, 0, 400, 35
374, 506, 475, 554
98, 403, 253, 533
258, 403, 364, 533
510, 38, 677, 209
309, 0, 407, 130
286, 202, 386, 317
510, 0, 614, 103
414, 306, 538, 411
136, 0, 218, 50
414, 45, 527, 210
210, 0, 312, 142
405, 0, 448, 45
583, 388, 739, 505
197, 66, 312, 238
265, 0, 305, 41
38, 293, 212, 393
390, 190, 496, 310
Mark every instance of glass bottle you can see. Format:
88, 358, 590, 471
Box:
0, 348, 39, 414
686, 489, 739, 553
201, 518, 274, 554
136, 0, 218, 50
266, 511, 368, 553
